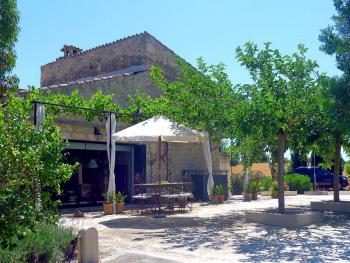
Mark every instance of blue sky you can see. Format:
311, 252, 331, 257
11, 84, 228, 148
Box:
15, 0, 339, 88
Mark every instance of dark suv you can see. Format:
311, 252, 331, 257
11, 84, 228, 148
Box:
291, 166, 349, 189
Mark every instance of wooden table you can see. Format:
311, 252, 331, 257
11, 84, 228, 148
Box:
134, 182, 193, 188
133, 182, 193, 212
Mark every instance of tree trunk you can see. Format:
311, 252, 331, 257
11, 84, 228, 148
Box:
333, 134, 341, 202
269, 148, 278, 181
277, 131, 287, 214
243, 169, 249, 193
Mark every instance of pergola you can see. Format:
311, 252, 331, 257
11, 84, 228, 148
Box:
30, 100, 141, 211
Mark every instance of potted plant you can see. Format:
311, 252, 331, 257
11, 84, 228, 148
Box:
249, 180, 260, 200
243, 191, 252, 201
103, 192, 116, 215
115, 191, 127, 214
211, 185, 225, 203
271, 181, 279, 198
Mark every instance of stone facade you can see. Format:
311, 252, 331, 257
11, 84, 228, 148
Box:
145, 142, 227, 183
41, 31, 230, 185
41, 32, 179, 88
42, 71, 158, 108
40, 32, 181, 107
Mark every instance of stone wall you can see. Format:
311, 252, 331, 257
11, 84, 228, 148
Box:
41, 32, 179, 87
145, 141, 227, 183
43, 71, 159, 108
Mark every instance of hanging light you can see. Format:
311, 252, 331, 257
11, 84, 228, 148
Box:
94, 127, 102, 140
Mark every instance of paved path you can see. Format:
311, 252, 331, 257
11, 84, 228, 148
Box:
62, 195, 350, 263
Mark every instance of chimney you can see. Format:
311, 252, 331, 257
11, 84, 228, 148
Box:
60, 45, 82, 57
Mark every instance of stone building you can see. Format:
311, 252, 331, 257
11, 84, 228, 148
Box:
40, 32, 229, 205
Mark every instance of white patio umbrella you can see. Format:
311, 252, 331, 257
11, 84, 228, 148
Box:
112, 115, 214, 195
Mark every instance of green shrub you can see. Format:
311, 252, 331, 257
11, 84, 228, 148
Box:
247, 180, 260, 193
0, 224, 75, 263
105, 192, 116, 203
0, 248, 24, 263
345, 163, 350, 175
0, 95, 76, 247
105, 191, 126, 203
260, 176, 273, 191
115, 191, 127, 203
284, 173, 312, 193
213, 184, 225, 195
272, 181, 279, 192
229, 173, 243, 195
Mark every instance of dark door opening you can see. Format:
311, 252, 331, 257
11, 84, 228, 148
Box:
134, 145, 146, 184
61, 142, 134, 207
61, 149, 108, 206
115, 151, 132, 202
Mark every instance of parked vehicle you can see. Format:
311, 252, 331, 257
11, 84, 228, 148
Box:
290, 166, 349, 189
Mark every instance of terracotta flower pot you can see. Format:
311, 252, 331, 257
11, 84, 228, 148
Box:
115, 202, 125, 214
244, 192, 252, 201
252, 192, 258, 200
103, 203, 114, 215
211, 195, 224, 204
210, 195, 218, 203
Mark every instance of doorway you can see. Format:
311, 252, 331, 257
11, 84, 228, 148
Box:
115, 151, 132, 201
61, 141, 134, 206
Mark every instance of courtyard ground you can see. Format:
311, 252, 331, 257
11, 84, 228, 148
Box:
62, 195, 350, 263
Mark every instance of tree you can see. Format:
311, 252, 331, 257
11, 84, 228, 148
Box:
128, 56, 236, 142
127, 56, 258, 196
0, 94, 74, 248
0, 0, 20, 97
289, 110, 325, 170
319, 0, 350, 202
130, 56, 269, 179
235, 43, 319, 213
319, 0, 350, 75
0, 88, 120, 248
290, 150, 307, 170
318, 75, 350, 201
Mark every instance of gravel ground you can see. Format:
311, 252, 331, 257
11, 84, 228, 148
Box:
62, 195, 350, 263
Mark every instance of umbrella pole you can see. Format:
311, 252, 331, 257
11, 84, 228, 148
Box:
158, 136, 162, 211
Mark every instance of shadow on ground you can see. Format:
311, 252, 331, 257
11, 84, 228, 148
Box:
101, 211, 350, 262
101, 216, 202, 230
